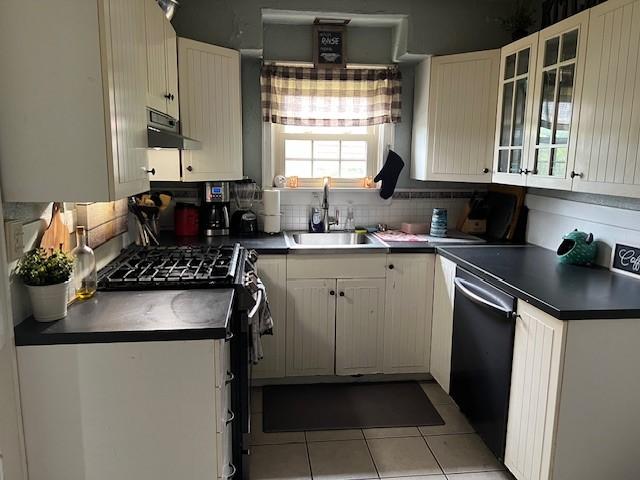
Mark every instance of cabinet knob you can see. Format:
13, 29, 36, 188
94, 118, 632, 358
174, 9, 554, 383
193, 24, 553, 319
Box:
388, 264, 394, 270
170, 94, 175, 101
339, 292, 345, 297
145, 168, 156, 176
520, 169, 531, 175
186, 165, 193, 172
329, 290, 335, 296
570, 171, 584, 179
482, 168, 490, 174
164, 93, 171, 100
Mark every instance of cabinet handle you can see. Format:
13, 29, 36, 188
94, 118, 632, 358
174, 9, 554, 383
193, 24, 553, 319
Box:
225, 409, 235, 425
145, 168, 156, 176
520, 169, 531, 175
164, 93, 171, 100
224, 463, 237, 479
225, 371, 235, 385
329, 290, 335, 296
388, 264, 394, 270
339, 292, 345, 297
570, 171, 584, 179
225, 331, 234, 342
482, 168, 490, 174
186, 165, 193, 172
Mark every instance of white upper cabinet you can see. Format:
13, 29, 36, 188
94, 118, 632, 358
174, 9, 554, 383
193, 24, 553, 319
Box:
144, 0, 179, 118
412, 50, 499, 183
179, 39, 243, 182
0, 0, 150, 202
526, 11, 590, 190
573, 0, 640, 198
493, 33, 539, 186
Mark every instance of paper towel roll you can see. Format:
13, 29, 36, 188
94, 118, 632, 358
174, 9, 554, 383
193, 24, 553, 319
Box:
263, 189, 281, 215
262, 214, 281, 233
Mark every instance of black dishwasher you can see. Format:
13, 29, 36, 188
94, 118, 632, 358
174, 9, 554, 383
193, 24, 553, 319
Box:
450, 267, 517, 461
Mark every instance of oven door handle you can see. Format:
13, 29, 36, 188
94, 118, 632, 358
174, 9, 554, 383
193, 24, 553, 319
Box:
454, 277, 514, 317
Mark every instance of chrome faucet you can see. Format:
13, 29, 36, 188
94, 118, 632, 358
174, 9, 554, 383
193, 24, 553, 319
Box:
322, 177, 339, 232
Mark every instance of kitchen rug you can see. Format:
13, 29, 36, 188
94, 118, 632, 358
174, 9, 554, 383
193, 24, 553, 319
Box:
262, 381, 444, 432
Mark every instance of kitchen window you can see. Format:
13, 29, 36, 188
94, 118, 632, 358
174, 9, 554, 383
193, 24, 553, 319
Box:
272, 124, 385, 187
261, 64, 400, 187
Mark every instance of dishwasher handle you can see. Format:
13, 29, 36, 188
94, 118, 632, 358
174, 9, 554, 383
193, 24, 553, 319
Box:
454, 277, 515, 318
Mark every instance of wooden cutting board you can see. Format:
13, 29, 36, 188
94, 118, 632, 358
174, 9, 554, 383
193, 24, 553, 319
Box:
40, 202, 70, 253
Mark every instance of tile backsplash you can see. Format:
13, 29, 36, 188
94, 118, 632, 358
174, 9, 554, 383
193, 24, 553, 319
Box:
258, 189, 481, 231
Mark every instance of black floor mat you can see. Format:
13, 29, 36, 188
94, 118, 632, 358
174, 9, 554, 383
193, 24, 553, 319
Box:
262, 381, 444, 432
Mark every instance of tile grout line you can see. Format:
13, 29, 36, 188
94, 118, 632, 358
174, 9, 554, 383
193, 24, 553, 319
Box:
420, 433, 447, 477
362, 436, 383, 480
303, 434, 314, 480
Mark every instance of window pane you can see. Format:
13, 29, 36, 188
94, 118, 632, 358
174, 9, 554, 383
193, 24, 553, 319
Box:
553, 64, 575, 145
516, 48, 530, 75
498, 150, 509, 173
341, 141, 367, 160
535, 148, 551, 176
537, 69, 557, 145
504, 54, 516, 80
500, 81, 514, 146
313, 161, 340, 178
285, 140, 312, 159
552, 147, 568, 177
544, 36, 560, 67
285, 160, 312, 177
313, 141, 340, 160
512, 78, 527, 147
560, 29, 578, 62
340, 161, 367, 178
510, 149, 522, 174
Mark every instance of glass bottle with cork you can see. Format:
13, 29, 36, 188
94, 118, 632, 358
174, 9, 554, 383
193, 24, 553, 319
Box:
72, 226, 97, 299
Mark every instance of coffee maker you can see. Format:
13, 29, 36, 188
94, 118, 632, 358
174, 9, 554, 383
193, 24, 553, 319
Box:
201, 181, 230, 236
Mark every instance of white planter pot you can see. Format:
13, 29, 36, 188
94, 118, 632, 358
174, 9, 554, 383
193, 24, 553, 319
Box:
26, 280, 71, 322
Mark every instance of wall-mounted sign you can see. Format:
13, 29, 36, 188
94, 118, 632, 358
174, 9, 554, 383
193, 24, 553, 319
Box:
313, 23, 347, 68
610, 242, 640, 279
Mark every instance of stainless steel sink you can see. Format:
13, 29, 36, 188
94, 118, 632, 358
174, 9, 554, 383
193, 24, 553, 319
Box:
291, 232, 372, 246
285, 231, 386, 253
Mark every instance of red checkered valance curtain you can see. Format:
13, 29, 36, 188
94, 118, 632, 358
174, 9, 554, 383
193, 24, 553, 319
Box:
260, 65, 402, 126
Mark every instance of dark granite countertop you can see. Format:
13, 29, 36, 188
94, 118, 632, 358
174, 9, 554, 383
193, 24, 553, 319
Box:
159, 232, 288, 254
437, 245, 640, 320
14, 289, 235, 346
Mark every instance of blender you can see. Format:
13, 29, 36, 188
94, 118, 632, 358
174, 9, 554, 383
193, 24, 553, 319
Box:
230, 180, 258, 236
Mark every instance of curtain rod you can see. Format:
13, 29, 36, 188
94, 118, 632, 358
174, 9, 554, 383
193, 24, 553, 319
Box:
262, 60, 398, 69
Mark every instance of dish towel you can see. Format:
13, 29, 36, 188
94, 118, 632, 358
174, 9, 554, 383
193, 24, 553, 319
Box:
374, 149, 405, 199
247, 273, 274, 365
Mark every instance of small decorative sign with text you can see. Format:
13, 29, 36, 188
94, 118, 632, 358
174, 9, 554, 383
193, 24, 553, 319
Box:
313, 23, 347, 68
610, 243, 640, 279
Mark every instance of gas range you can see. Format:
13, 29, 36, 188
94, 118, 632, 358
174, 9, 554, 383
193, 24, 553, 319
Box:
98, 244, 244, 291
98, 242, 255, 480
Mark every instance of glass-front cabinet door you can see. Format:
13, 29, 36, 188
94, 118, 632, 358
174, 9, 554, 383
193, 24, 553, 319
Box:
526, 11, 589, 190
493, 33, 539, 186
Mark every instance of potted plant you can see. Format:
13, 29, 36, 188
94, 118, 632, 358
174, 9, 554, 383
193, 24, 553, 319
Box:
500, 0, 536, 41
17, 248, 73, 322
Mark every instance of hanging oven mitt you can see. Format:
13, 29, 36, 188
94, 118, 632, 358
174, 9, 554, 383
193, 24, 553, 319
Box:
374, 150, 405, 200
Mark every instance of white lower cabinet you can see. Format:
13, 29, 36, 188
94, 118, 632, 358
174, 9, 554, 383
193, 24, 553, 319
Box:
253, 256, 287, 379
17, 340, 229, 480
505, 301, 566, 480
383, 254, 435, 374
430, 255, 457, 392
335, 278, 386, 375
285, 278, 337, 376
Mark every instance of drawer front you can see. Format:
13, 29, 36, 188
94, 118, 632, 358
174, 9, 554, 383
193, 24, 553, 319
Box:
214, 339, 231, 389
287, 254, 387, 279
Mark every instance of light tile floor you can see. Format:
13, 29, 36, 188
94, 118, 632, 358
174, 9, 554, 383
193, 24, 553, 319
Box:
249, 381, 514, 480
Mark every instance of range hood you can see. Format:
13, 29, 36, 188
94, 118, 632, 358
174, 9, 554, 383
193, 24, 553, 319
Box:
147, 109, 201, 150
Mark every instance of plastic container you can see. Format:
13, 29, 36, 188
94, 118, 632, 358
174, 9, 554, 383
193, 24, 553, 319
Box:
174, 203, 199, 236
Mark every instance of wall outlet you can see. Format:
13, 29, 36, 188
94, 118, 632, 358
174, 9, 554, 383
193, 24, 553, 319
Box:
3, 220, 24, 262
